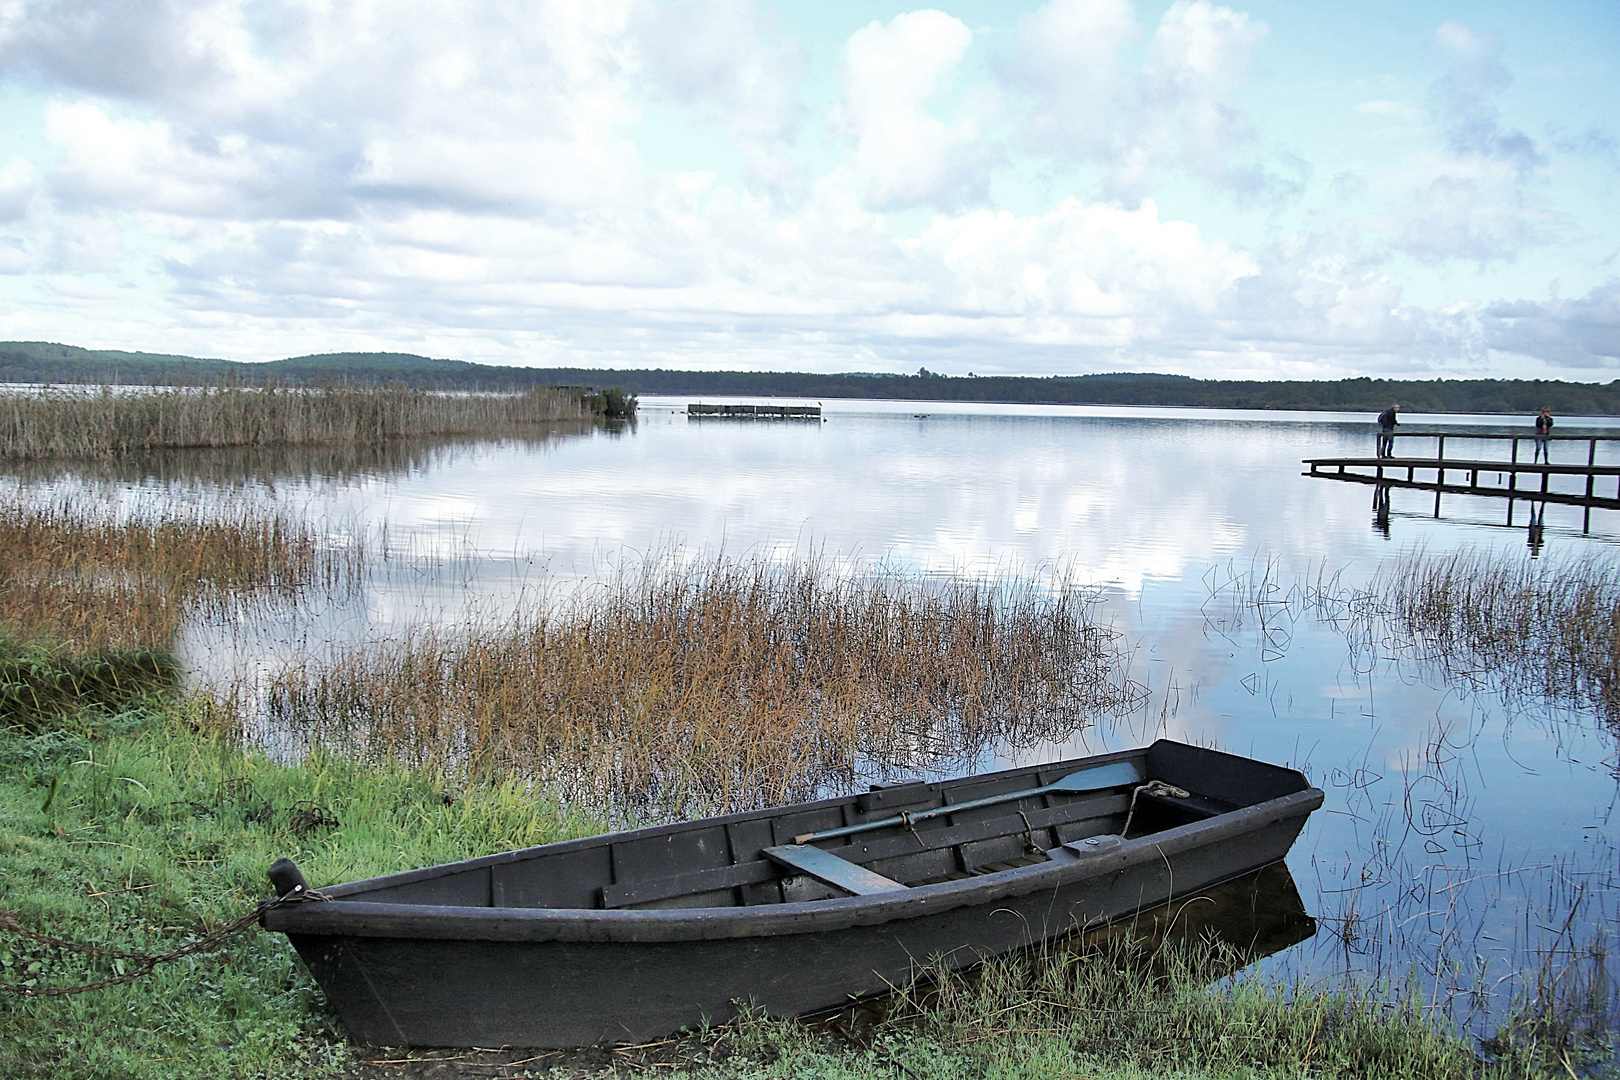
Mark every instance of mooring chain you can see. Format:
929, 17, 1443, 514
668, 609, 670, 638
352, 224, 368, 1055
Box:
0, 886, 327, 998
1120, 779, 1191, 837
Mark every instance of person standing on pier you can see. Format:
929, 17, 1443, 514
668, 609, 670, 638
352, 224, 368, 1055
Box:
1376, 403, 1399, 457
1533, 406, 1554, 462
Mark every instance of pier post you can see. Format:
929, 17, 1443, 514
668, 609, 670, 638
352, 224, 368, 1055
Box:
1587, 440, 1597, 504
1434, 435, 1445, 515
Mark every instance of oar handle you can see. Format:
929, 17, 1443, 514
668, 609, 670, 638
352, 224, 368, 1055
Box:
793, 762, 1140, 845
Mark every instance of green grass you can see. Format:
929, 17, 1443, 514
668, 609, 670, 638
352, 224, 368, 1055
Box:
0, 697, 604, 1080
0, 635, 179, 730
575, 952, 1528, 1080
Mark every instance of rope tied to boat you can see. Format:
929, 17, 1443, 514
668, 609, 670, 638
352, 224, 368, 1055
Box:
1121, 780, 1191, 837
1016, 810, 1042, 855
0, 858, 327, 998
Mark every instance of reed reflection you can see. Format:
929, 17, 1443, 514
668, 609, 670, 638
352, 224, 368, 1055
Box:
0, 425, 596, 488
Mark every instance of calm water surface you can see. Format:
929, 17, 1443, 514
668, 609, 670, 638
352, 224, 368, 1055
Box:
24, 397, 1620, 1039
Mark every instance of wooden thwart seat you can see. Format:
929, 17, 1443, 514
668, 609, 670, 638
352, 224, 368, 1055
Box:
599, 791, 1143, 909
761, 845, 909, 895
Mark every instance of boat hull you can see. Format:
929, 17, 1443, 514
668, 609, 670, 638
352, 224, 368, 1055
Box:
265, 741, 1322, 1047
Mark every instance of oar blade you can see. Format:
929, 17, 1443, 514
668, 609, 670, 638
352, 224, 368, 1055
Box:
1046, 760, 1142, 794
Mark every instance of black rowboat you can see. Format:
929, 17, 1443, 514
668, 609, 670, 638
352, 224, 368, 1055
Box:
261, 739, 1323, 1048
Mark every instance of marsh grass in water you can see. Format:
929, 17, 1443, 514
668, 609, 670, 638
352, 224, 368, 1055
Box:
0, 382, 592, 460
0, 495, 354, 652
1381, 550, 1620, 722
265, 555, 1148, 819
3, 430, 582, 490
0, 528, 1605, 1079
1196, 552, 1619, 1070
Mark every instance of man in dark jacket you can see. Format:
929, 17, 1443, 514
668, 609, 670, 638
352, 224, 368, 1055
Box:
1376, 403, 1399, 458
1533, 406, 1553, 463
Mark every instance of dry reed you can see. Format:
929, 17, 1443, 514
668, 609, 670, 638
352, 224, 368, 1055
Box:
0, 383, 589, 459
267, 556, 1147, 818
0, 495, 346, 652
1381, 549, 1620, 720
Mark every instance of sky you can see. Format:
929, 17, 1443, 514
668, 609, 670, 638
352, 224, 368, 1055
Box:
0, 0, 1616, 381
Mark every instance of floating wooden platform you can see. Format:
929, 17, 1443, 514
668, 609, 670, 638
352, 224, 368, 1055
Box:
1303, 432, 1620, 531
688, 403, 821, 420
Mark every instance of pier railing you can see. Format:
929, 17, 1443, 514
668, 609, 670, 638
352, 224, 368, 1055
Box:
1387, 430, 1619, 468
1303, 431, 1620, 532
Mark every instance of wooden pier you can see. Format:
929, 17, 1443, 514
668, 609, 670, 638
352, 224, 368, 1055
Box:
1303, 432, 1620, 532
687, 402, 822, 420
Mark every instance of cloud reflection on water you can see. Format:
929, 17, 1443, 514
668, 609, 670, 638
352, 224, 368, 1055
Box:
16, 399, 1616, 1046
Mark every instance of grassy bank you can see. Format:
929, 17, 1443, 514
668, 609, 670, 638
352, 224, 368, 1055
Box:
0, 696, 1588, 1080
267, 556, 1147, 819
0, 697, 603, 1080
0, 383, 595, 460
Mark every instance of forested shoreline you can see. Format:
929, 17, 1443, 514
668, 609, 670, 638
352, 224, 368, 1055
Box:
4, 340, 1617, 415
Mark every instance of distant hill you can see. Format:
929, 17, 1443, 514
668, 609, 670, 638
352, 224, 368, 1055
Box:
3, 341, 1617, 415
0, 342, 540, 390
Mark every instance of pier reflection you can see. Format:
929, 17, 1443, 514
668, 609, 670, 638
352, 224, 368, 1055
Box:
1306, 430, 1620, 536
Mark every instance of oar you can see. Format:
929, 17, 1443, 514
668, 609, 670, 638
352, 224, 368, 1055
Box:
793, 760, 1143, 845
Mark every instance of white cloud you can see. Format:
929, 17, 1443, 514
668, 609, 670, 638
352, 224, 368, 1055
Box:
1396, 173, 1552, 266
1429, 21, 1544, 176
1387, 21, 1554, 265
631, 0, 801, 143
0, 156, 36, 221
832, 10, 990, 211
44, 101, 281, 216
1133, 0, 1273, 198
1480, 281, 1620, 368
0, 1, 1610, 379
1008, 0, 1139, 158
628, 0, 808, 201
1006, 0, 1295, 206
919, 198, 1255, 326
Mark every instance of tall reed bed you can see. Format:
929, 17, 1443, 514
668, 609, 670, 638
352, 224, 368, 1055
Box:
267, 557, 1146, 819
1380, 550, 1620, 720
0, 495, 349, 652
0, 383, 589, 459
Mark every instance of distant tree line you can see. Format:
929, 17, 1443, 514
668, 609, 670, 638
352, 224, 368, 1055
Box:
3, 340, 1616, 415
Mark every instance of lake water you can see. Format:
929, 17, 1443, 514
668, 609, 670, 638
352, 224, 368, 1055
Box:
17, 396, 1620, 1044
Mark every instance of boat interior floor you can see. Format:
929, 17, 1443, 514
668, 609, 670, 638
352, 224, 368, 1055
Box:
598, 785, 1223, 911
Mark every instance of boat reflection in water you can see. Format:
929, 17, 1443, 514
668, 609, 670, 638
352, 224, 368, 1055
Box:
814, 860, 1316, 1034
1076, 860, 1317, 972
